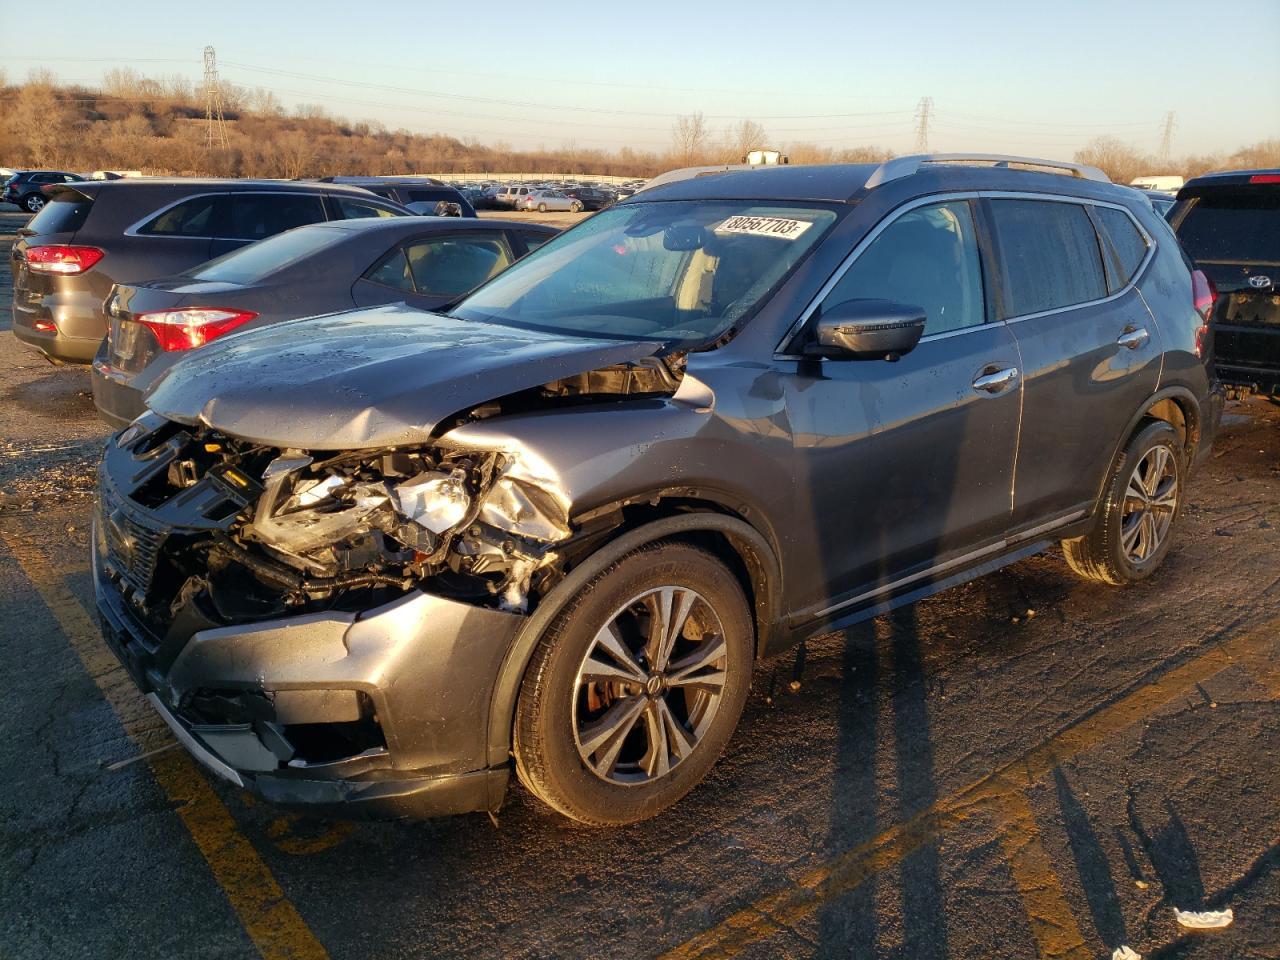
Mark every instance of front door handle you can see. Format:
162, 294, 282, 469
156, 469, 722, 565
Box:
972, 366, 1019, 395
1117, 326, 1150, 350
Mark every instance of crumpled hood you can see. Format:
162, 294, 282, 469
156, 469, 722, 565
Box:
144, 304, 662, 449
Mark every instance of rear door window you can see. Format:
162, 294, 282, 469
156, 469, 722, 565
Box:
823, 200, 987, 335
364, 249, 415, 292
405, 235, 514, 296
1175, 192, 1280, 263
333, 196, 402, 220
224, 193, 326, 241
1092, 206, 1150, 292
138, 195, 222, 237
988, 199, 1107, 318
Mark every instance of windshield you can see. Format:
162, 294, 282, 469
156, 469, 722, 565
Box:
450, 200, 839, 344
187, 225, 350, 284
1176, 192, 1280, 264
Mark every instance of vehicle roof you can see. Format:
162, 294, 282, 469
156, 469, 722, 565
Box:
58, 177, 399, 197
1180, 168, 1280, 192
283, 216, 558, 237
629, 161, 1132, 205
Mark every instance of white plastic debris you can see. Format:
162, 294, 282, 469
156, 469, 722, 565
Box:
1112, 946, 1141, 960
1173, 907, 1234, 930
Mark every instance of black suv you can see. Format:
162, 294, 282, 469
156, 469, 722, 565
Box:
3, 170, 85, 213
311, 177, 477, 217
10, 179, 408, 363
95, 155, 1220, 825
1168, 169, 1280, 397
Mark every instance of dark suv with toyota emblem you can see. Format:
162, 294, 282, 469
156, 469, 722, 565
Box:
1168, 169, 1280, 398
95, 154, 1220, 825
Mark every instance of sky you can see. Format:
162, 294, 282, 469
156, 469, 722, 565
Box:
2, 0, 1278, 159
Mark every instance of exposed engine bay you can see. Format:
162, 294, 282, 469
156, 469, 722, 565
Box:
101, 356, 686, 634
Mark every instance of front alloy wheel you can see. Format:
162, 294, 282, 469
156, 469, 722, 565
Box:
573, 586, 728, 785
514, 542, 753, 825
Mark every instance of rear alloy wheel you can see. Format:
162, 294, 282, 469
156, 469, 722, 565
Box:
24, 194, 45, 213
1062, 419, 1184, 585
514, 542, 752, 825
538, 202, 547, 212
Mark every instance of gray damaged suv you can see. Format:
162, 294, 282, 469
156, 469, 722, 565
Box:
95, 155, 1222, 825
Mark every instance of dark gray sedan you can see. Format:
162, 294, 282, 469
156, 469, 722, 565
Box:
91, 217, 557, 427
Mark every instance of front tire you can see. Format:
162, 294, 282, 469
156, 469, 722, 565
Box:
24, 194, 44, 213
1062, 419, 1184, 585
514, 542, 753, 825
570, 202, 582, 213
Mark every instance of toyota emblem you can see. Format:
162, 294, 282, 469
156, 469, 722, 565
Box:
1248, 275, 1273, 289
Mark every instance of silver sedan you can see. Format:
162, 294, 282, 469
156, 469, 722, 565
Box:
520, 189, 583, 213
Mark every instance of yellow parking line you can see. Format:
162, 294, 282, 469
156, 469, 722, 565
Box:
661, 617, 1280, 959
996, 788, 1090, 960
0, 526, 329, 960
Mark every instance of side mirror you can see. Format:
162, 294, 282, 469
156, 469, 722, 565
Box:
806, 298, 927, 361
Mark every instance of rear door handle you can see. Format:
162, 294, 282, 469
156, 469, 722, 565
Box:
1117, 326, 1150, 350
972, 366, 1019, 395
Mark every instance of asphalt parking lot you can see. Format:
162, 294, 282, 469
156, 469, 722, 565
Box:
0, 207, 1277, 960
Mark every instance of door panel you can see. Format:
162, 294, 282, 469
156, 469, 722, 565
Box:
985, 198, 1164, 525
781, 325, 1022, 619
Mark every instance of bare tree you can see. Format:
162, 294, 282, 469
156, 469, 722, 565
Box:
4, 85, 77, 166
1074, 136, 1152, 184
725, 119, 768, 162
671, 112, 709, 165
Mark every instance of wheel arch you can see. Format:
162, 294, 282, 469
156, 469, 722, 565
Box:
483, 506, 781, 769
1093, 385, 1202, 507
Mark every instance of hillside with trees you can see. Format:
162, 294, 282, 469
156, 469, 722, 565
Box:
1, 69, 1275, 182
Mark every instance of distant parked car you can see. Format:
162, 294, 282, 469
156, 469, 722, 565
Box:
1133, 187, 1175, 218
496, 185, 539, 208
10, 178, 409, 364
309, 178, 476, 217
520, 190, 583, 213
91, 216, 556, 426
563, 187, 614, 211
1169, 169, 1280, 398
4, 170, 85, 212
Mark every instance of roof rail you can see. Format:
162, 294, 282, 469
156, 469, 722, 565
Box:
864, 153, 1111, 189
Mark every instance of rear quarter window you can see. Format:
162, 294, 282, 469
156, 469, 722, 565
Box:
1175, 192, 1280, 264
25, 195, 93, 235
1093, 206, 1150, 291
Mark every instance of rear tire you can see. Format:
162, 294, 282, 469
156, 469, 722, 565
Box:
513, 541, 753, 826
24, 194, 44, 213
537, 202, 547, 212
1062, 420, 1184, 585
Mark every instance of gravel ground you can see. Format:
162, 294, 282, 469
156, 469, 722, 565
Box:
0, 207, 1277, 960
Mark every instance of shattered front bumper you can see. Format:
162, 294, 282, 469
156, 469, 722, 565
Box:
93, 513, 524, 819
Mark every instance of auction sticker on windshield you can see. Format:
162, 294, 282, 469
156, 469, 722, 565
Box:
714, 215, 813, 240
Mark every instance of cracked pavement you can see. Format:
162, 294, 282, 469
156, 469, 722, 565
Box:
0, 210, 1277, 959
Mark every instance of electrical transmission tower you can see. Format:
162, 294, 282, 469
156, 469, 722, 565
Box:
914, 97, 934, 154
1158, 111, 1176, 164
203, 45, 228, 150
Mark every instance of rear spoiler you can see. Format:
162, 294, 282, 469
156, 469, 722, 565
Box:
41, 182, 102, 202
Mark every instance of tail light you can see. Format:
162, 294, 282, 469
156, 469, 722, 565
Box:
1191, 269, 1216, 322
25, 245, 105, 275
135, 307, 258, 351
1191, 269, 1216, 358
1248, 174, 1280, 184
